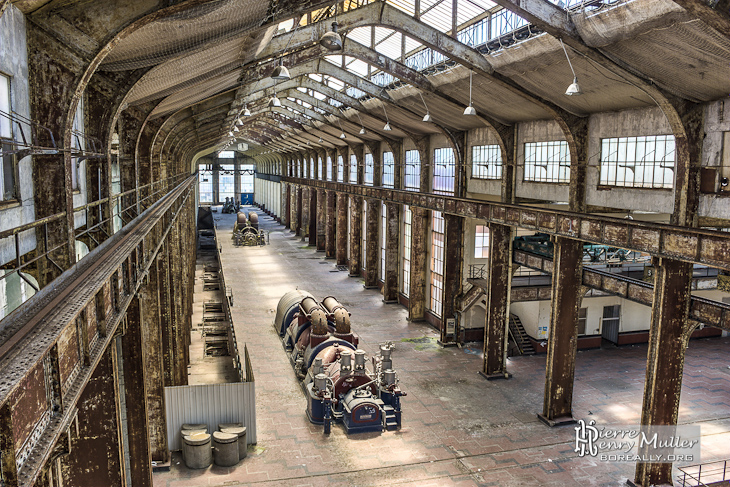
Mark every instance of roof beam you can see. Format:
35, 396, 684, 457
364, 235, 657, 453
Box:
669, 0, 730, 38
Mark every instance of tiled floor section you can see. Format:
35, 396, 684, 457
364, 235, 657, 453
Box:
154, 207, 730, 487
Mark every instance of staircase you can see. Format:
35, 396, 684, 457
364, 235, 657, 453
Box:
458, 284, 485, 314
383, 405, 399, 431
508, 314, 535, 356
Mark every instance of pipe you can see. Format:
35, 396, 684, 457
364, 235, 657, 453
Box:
322, 296, 351, 334
301, 297, 328, 335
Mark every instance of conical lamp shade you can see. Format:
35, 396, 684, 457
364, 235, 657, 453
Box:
271, 65, 291, 80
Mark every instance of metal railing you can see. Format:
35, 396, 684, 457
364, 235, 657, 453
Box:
677, 459, 729, 487
468, 263, 487, 280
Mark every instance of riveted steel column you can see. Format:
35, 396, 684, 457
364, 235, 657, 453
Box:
317, 188, 326, 251
283, 184, 291, 228
326, 191, 337, 259
408, 207, 429, 321
140, 257, 168, 462
308, 187, 317, 246
121, 296, 152, 487
349, 195, 362, 276
295, 185, 303, 236
440, 213, 464, 344
157, 244, 174, 387
0, 403, 17, 486
482, 223, 514, 379
633, 258, 693, 487
539, 237, 584, 426
364, 199, 380, 288
301, 187, 310, 241
336, 193, 348, 265
383, 202, 400, 302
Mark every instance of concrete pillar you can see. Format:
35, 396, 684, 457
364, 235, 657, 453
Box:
140, 258, 168, 462
364, 199, 380, 288
382, 202, 400, 302
336, 193, 348, 266
439, 214, 464, 344
316, 189, 326, 251
121, 296, 153, 487
169, 215, 187, 386
308, 188, 317, 247
538, 237, 584, 426
633, 259, 694, 487
482, 223, 514, 379
301, 187, 310, 241
284, 184, 291, 228
157, 245, 174, 387
408, 207, 429, 321
0, 403, 18, 486
326, 191, 336, 259
348, 195, 362, 277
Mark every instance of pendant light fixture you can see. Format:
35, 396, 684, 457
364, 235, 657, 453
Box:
463, 70, 477, 116
382, 102, 392, 131
269, 84, 282, 107
271, 15, 303, 81
560, 39, 582, 96
337, 116, 346, 139
319, 6, 343, 52
419, 91, 433, 122
355, 111, 367, 135
244, 106, 252, 116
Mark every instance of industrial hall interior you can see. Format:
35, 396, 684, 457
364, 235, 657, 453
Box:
2, 0, 730, 486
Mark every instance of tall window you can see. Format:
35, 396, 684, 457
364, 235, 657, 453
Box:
219, 164, 235, 201
381, 203, 387, 280
433, 148, 455, 195
404, 150, 420, 191
361, 200, 367, 269
600, 135, 675, 189
474, 225, 490, 258
430, 211, 445, 317
382, 151, 394, 188
472, 145, 502, 180
402, 205, 412, 297
70, 96, 84, 191
219, 150, 234, 158
326, 156, 333, 181
317, 157, 322, 180
349, 154, 357, 183
364, 153, 374, 186
311, 157, 316, 179
1, 73, 16, 201
198, 164, 213, 203
524, 141, 570, 183
240, 164, 254, 194
337, 155, 344, 182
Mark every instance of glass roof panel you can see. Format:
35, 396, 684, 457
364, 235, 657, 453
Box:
375, 31, 403, 60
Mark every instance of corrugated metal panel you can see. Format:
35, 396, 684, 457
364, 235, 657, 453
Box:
164, 382, 256, 451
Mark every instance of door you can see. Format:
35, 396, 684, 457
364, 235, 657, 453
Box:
601, 305, 620, 344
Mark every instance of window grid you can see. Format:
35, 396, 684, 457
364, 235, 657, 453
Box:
337, 155, 344, 182
219, 164, 235, 202
430, 211, 445, 318
471, 145, 502, 180
218, 150, 234, 158
474, 225, 490, 258
326, 156, 333, 181
198, 164, 213, 203
71, 96, 84, 191
381, 203, 386, 280
364, 153, 374, 186
402, 205, 412, 297
599, 135, 675, 189
349, 154, 358, 183
240, 164, 255, 193
382, 151, 394, 188
433, 148, 455, 195
524, 141, 570, 183
315, 157, 321, 180
404, 150, 420, 192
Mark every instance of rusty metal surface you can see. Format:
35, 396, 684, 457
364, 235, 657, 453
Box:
483, 223, 513, 376
0, 177, 195, 486
284, 177, 730, 271
441, 214, 464, 343
336, 193, 348, 266
348, 195, 362, 277
326, 190, 336, 259
513, 249, 730, 331
383, 202, 399, 302
408, 207, 428, 321
541, 237, 583, 422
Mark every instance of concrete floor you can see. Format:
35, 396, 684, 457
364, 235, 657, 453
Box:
154, 206, 730, 487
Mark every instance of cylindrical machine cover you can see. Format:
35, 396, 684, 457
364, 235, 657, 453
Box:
236, 213, 248, 225
183, 433, 212, 469
218, 422, 242, 430
274, 290, 314, 336
314, 373, 327, 391
340, 352, 352, 370
248, 211, 259, 230
354, 350, 366, 369
384, 369, 396, 386
220, 426, 247, 460
212, 431, 239, 467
